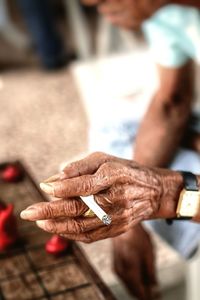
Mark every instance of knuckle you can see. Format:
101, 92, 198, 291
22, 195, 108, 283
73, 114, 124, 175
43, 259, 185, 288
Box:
123, 198, 130, 209
102, 161, 112, 169
73, 220, 84, 234
44, 205, 54, 218
92, 151, 106, 160
63, 202, 70, 216
45, 221, 56, 233
83, 179, 95, 195
66, 162, 76, 173
121, 209, 131, 221
65, 200, 81, 216
73, 200, 82, 215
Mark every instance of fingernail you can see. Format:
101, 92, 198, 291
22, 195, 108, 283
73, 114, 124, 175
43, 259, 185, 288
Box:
43, 173, 60, 183
60, 171, 67, 180
40, 183, 54, 194
36, 220, 45, 228
20, 207, 36, 219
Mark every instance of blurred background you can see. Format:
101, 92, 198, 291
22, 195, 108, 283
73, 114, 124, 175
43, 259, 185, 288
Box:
1, 1, 200, 300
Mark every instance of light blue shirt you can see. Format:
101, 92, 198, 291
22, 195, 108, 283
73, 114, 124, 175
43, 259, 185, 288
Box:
142, 5, 200, 67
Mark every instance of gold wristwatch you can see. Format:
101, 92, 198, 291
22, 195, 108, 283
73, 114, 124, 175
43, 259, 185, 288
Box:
167, 172, 200, 225
176, 171, 200, 218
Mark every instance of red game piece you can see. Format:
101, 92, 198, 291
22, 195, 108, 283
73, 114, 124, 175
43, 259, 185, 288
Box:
2, 164, 22, 183
45, 235, 69, 255
0, 202, 18, 251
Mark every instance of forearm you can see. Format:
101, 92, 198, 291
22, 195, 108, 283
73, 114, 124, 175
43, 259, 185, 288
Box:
172, 0, 200, 8
134, 93, 191, 167
134, 63, 194, 167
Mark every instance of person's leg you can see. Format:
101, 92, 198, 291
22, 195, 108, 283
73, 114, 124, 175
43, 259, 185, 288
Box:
17, 0, 68, 69
0, 0, 30, 50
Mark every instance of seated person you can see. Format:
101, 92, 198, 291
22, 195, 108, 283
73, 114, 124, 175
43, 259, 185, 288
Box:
16, 0, 72, 70
22, 0, 200, 299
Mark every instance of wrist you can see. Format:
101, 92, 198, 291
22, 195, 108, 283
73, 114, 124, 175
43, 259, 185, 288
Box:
155, 169, 184, 219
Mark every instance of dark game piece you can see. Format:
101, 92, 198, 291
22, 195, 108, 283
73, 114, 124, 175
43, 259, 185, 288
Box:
45, 235, 69, 255
1, 164, 23, 183
0, 202, 18, 252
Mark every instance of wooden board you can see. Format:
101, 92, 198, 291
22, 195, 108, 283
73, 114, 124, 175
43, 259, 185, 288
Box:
0, 162, 117, 300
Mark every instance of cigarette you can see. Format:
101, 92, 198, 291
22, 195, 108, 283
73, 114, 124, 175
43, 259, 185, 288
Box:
81, 196, 112, 226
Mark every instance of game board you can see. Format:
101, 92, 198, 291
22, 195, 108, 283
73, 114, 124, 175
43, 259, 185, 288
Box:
0, 162, 116, 300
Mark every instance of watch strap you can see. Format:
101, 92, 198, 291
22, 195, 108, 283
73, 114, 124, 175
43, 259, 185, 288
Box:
180, 171, 198, 191
166, 217, 191, 225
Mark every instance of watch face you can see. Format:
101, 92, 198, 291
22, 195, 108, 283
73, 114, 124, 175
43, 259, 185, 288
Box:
177, 189, 200, 217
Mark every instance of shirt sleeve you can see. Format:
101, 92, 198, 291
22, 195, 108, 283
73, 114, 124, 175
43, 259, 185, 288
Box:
142, 12, 189, 68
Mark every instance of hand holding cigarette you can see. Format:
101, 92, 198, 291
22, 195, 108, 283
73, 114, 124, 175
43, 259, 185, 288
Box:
20, 152, 182, 243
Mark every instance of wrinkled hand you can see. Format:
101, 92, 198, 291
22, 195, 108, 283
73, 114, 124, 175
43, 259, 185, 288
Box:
82, 0, 166, 29
20, 152, 180, 242
113, 224, 161, 300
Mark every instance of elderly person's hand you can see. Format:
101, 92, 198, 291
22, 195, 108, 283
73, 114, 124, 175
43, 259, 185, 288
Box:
113, 224, 160, 300
82, 0, 167, 29
20, 152, 183, 242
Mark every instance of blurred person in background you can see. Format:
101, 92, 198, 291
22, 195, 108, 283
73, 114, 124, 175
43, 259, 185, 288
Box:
13, 1, 200, 299
16, 0, 74, 70
79, 1, 200, 299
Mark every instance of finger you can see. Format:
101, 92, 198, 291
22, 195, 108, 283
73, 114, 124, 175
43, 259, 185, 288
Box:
115, 255, 147, 300
144, 250, 161, 300
61, 152, 114, 179
43, 152, 113, 184
150, 285, 161, 300
144, 250, 157, 286
36, 216, 104, 234
20, 198, 87, 221
125, 272, 147, 300
35, 207, 137, 234
60, 152, 135, 180
40, 166, 117, 198
112, 239, 147, 300
59, 222, 132, 243
40, 159, 140, 198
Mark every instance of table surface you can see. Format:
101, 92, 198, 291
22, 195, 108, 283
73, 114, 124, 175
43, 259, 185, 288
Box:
0, 162, 116, 300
